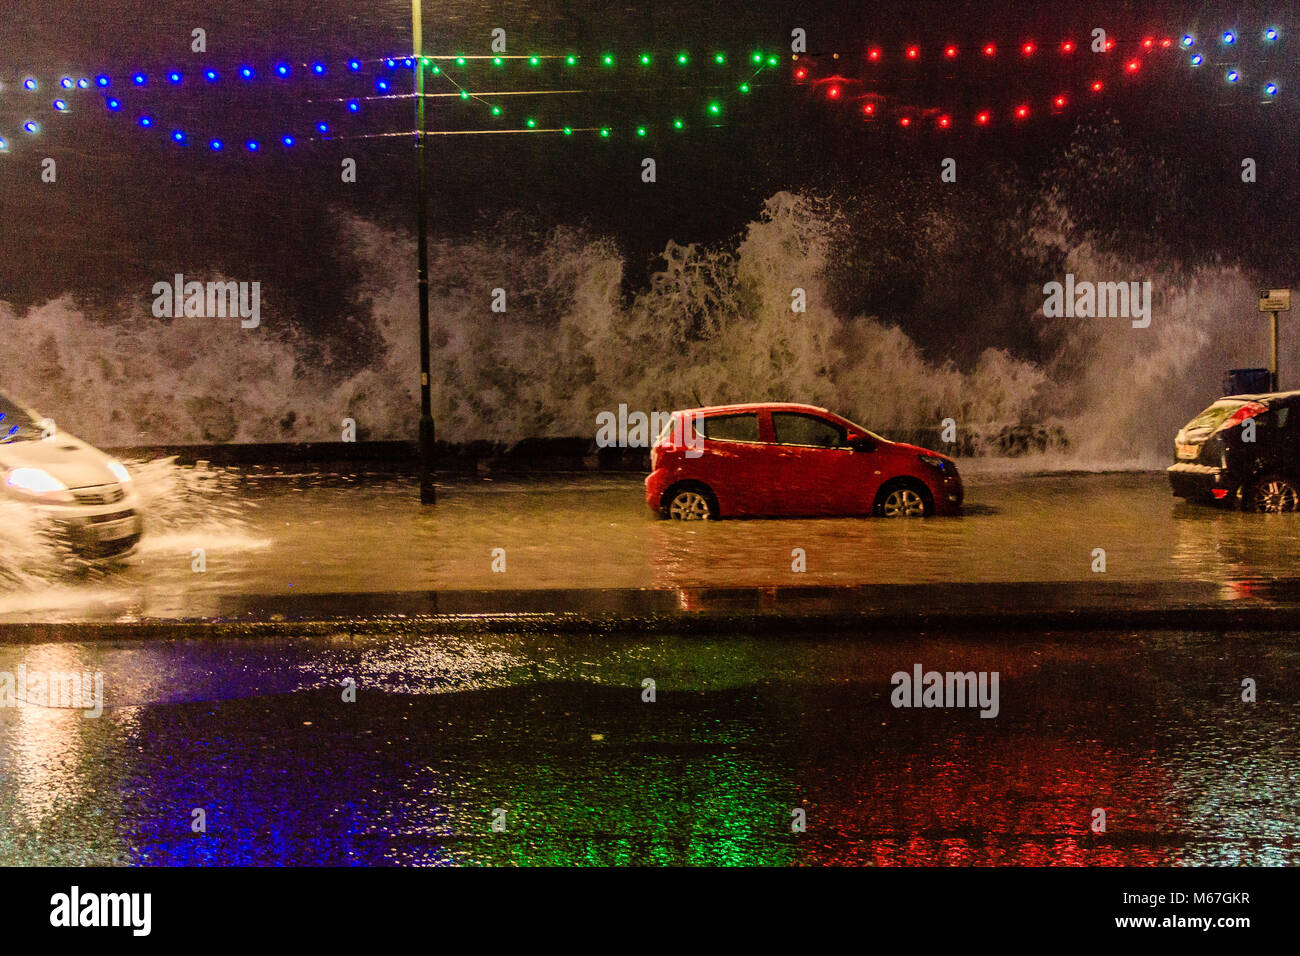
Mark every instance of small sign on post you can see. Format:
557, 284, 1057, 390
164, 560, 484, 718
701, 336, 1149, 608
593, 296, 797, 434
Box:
1258, 289, 1291, 313
1258, 289, 1291, 392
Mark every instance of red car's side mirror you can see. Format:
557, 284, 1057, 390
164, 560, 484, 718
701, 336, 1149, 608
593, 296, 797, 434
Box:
848, 436, 876, 453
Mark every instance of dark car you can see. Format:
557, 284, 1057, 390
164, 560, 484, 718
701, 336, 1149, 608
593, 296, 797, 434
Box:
1167, 390, 1300, 512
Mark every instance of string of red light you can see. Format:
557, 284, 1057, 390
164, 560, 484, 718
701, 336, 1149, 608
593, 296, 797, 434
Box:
789, 28, 1290, 129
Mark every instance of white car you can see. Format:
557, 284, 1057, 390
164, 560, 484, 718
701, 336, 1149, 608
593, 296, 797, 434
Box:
0, 391, 143, 559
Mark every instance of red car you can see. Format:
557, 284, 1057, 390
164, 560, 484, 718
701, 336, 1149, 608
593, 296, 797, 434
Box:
645, 402, 962, 519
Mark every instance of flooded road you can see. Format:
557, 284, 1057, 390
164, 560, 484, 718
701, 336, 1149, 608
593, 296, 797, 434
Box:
3, 467, 1298, 866
0, 627, 1295, 865
3, 468, 1300, 622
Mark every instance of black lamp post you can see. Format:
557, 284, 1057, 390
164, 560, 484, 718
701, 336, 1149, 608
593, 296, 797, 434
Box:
413, 0, 436, 503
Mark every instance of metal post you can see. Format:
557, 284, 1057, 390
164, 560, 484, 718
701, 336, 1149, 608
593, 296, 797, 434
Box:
413, 0, 436, 503
1271, 311, 1280, 392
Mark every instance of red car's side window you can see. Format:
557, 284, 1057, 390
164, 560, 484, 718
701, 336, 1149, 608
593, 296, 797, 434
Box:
698, 413, 761, 443
771, 412, 848, 448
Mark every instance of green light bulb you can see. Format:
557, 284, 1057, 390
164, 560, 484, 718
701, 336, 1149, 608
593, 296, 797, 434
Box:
738, 82, 750, 93
636, 126, 647, 136
766, 55, 778, 66
677, 52, 689, 65
600, 127, 610, 137
525, 117, 536, 128
640, 54, 652, 65
714, 53, 726, 64
459, 90, 469, 99
491, 105, 501, 115
431, 65, 441, 74
603, 54, 614, 66
708, 101, 721, 114
566, 55, 577, 65
673, 118, 684, 129
529, 56, 540, 66
563, 126, 573, 135
455, 56, 466, 66
492, 57, 502, 66
751, 52, 763, 64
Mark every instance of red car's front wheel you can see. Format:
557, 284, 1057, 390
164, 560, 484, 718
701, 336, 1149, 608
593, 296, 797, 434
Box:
876, 482, 932, 517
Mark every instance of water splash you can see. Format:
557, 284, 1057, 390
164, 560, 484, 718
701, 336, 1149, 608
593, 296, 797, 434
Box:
0, 457, 260, 598
0, 186, 1275, 472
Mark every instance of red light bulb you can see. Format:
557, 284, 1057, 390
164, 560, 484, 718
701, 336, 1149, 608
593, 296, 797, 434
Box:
906, 46, 919, 59
944, 45, 958, 58
983, 43, 996, 56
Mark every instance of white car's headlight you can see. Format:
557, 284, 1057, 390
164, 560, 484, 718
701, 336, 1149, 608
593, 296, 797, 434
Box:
5, 467, 73, 501
107, 460, 132, 484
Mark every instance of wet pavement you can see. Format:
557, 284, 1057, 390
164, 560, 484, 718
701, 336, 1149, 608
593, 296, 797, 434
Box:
5, 470, 1300, 624
3, 469, 1298, 866
0, 626, 1296, 865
